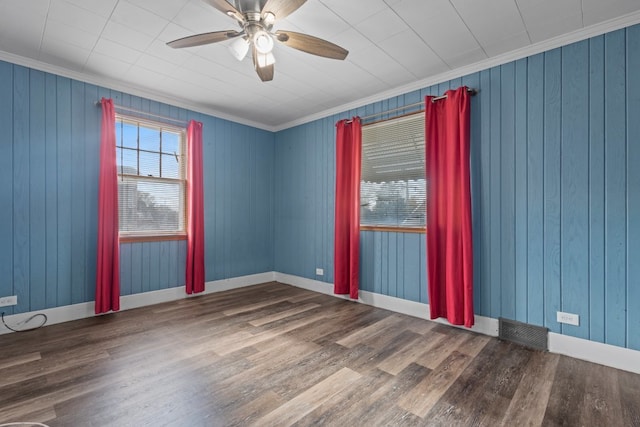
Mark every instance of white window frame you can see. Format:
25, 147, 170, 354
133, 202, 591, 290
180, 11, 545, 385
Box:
115, 115, 188, 241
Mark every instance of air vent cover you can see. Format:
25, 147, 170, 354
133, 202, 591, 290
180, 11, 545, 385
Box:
499, 317, 548, 351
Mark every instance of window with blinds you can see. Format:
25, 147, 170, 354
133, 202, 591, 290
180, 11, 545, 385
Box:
360, 112, 426, 229
115, 116, 187, 237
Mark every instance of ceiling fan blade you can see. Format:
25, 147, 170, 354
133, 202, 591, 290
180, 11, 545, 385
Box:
167, 30, 242, 49
252, 48, 274, 82
261, 0, 306, 21
201, 0, 244, 22
274, 31, 348, 60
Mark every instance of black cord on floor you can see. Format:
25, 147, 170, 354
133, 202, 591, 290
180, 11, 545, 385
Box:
1, 312, 47, 332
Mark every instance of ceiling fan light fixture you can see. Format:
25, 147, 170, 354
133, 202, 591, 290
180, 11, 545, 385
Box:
253, 30, 274, 54
256, 52, 276, 68
263, 12, 276, 26
229, 37, 249, 61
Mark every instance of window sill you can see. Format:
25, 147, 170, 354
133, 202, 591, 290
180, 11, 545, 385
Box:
360, 226, 426, 234
119, 234, 187, 243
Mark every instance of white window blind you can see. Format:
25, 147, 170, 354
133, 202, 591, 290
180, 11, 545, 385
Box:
115, 116, 187, 236
360, 112, 426, 228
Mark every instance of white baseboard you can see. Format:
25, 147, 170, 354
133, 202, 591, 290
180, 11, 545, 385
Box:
274, 272, 640, 375
273, 272, 499, 337
549, 332, 640, 374
0, 272, 276, 335
3, 270, 639, 375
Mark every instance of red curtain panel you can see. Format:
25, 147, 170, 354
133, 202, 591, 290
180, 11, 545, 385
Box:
334, 117, 362, 299
186, 120, 205, 294
95, 98, 120, 314
425, 87, 474, 327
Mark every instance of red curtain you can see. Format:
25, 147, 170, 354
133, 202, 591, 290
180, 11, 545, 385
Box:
425, 87, 474, 327
186, 120, 205, 294
95, 98, 120, 314
334, 117, 361, 299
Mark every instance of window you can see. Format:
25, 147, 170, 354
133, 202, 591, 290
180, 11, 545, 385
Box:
115, 116, 187, 240
360, 112, 426, 230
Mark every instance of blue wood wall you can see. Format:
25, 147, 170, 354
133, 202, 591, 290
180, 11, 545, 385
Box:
0, 61, 275, 315
274, 25, 640, 351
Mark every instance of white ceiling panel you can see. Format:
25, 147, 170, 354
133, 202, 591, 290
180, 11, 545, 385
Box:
43, 20, 99, 51
171, 0, 236, 35
377, 29, 449, 79
279, 0, 349, 40
62, 0, 118, 17
93, 38, 143, 65
355, 7, 410, 44
483, 31, 531, 57
527, 14, 584, 44
391, 0, 480, 61
39, 39, 91, 71
0, 0, 639, 129
516, 0, 582, 26
85, 52, 132, 79
48, 0, 109, 36
126, 0, 190, 21
0, 4, 46, 58
582, 0, 640, 26
101, 21, 155, 52
451, 0, 528, 46
111, 1, 170, 38
318, 0, 389, 26
442, 47, 488, 69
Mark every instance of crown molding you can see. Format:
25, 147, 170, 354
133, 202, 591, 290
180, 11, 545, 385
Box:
273, 10, 640, 132
0, 50, 276, 132
2, 10, 639, 133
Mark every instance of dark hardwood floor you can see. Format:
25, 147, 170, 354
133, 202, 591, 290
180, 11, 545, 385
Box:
1, 282, 639, 426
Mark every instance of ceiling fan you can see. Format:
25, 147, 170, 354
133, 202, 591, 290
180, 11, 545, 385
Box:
167, 0, 349, 82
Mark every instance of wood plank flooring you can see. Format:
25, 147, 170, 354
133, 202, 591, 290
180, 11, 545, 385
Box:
1, 282, 639, 426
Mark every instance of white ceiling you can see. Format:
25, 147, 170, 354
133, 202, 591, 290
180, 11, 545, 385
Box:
1, 0, 640, 130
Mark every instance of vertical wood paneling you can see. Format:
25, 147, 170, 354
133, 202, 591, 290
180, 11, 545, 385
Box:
274, 25, 640, 350
463, 72, 481, 312
148, 242, 160, 291
29, 70, 46, 311
373, 232, 382, 294
13, 66, 30, 314
3, 23, 640, 352
44, 73, 58, 309
626, 26, 640, 350
543, 48, 562, 334
141, 242, 151, 292
403, 233, 421, 302
56, 76, 72, 307
70, 80, 86, 304
479, 69, 492, 316
589, 36, 606, 343
561, 40, 590, 339
489, 66, 502, 319
1, 59, 274, 315
0, 61, 14, 315
130, 243, 142, 295
120, 243, 132, 296
500, 62, 516, 320
627, 26, 640, 351
84, 84, 99, 303
158, 242, 170, 289
514, 58, 528, 323
527, 54, 545, 327
604, 31, 628, 347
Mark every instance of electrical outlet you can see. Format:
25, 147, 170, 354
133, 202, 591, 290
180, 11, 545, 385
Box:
315, 268, 324, 276
557, 311, 579, 326
0, 295, 17, 307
